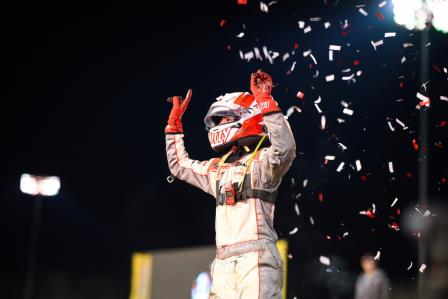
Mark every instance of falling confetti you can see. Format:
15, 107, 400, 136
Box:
289, 227, 299, 235
319, 256, 331, 266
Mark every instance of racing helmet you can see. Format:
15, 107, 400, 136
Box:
204, 92, 266, 152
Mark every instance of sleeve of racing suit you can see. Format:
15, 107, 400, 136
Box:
259, 112, 296, 186
166, 133, 216, 196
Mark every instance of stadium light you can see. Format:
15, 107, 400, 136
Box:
20, 174, 61, 196
20, 173, 60, 299
392, 0, 448, 33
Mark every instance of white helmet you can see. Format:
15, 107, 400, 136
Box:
204, 92, 266, 152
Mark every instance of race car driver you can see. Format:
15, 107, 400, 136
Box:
165, 70, 296, 298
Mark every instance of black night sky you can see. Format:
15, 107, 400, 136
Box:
2, 1, 447, 298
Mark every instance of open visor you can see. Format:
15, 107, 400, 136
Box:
204, 103, 242, 131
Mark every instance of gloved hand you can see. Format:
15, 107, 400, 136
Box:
250, 70, 281, 115
165, 89, 192, 134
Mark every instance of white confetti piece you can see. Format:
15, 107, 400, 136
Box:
290, 61, 297, 71
303, 49, 312, 57
391, 197, 398, 207
387, 121, 395, 131
314, 103, 322, 114
310, 53, 318, 64
388, 161, 394, 173
416, 92, 429, 102
403, 43, 414, 48
285, 106, 302, 119
325, 155, 336, 161
341, 100, 349, 107
296, 90, 304, 99
395, 118, 407, 129
329, 45, 341, 51
326, 74, 335, 82
310, 17, 322, 22
304, 26, 312, 34
336, 162, 345, 172
423, 210, 431, 217
310, 216, 315, 225
338, 142, 347, 150
341, 68, 352, 73
254, 47, 263, 60
419, 264, 427, 273
356, 160, 362, 171
356, 70, 362, 76
236, 32, 245, 38
337, 118, 345, 123
440, 95, 448, 102
401, 56, 406, 64
282, 53, 290, 61
298, 20, 305, 29
358, 8, 368, 16
294, 203, 300, 215
262, 46, 274, 64
384, 32, 396, 37
329, 50, 333, 61
321, 115, 326, 130
407, 261, 413, 270
342, 74, 355, 81
314, 96, 322, 104
260, 1, 269, 13
289, 227, 299, 235
319, 256, 331, 266
343, 232, 349, 238
167, 175, 175, 183
303, 179, 309, 188
343, 108, 354, 115
378, 1, 387, 8
372, 203, 376, 214
243, 51, 254, 61
444, 67, 447, 73
371, 39, 384, 50
374, 251, 381, 261
324, 21, 331, 29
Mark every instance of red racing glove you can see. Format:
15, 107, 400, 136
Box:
165, 89, 192, 134
250, 70, 281, 115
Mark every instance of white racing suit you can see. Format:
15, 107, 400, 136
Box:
165, 112, 296, 298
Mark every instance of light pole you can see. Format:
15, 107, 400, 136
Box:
392, 1, 448, 298
20, 174, 60, 299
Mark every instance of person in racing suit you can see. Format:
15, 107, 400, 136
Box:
165, 71, 296, 298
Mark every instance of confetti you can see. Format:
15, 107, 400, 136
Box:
324, 21, 331, 29
412, 139, 419, 151
391, 197, 398, 207
236, 32, 245, 38
374, 251, 381, 261
285, 106, 302, 119
304, 26, 312, 34
389, 221, 400, 231
310, 216, 315, 225
237, 0, 247, 4
371, 39, 384, 50
294, 203, 300, 215
387, 121, 395, 131
319, 256, 331, 266
356, 160, 362, 171
303, 49, 312, 57
310, 53, 318, 64
423, 210, 431, 217
343, 108, 354, 115
296, 91, 305, 99
343, 232, 349, 238
329, 45, 341, 51
260, 1, 269, 13
282, 53, 290, 61
303, 179, 309, 188
358, 8, 368, 16
326, 74, 335, 82
401, 56, 406, 64
419, 264, 427, 273
310, 17, 322, 22
416, 92, 429, 102
396, 118, 407, 129
289, 227, 299, 235
388, 161, 394, 173
329, 50, 333, 61
336, 162, 345, 172
403, 43, 414, 48
290, 61, 297, 71
378, 1, 387, 8
321, 115, 326, 130
325, 155, 335, 161
441, 96, 448, 102
314, 104, 323, 114
298, 20, 305, 29
167, 175, 175, 183
407, 261, 413, 270
338, 142, 347, 150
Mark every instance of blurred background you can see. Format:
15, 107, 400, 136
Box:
1, 0, 447, 298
